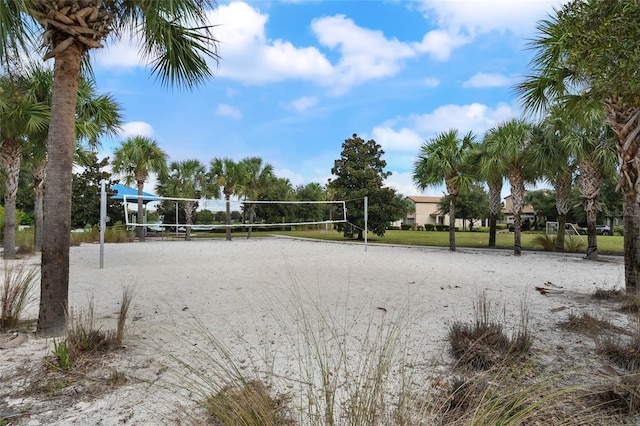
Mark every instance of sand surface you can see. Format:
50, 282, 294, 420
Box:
0, 237, 627, 424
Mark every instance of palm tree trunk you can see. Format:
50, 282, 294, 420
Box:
604, 96, 640, 292
247, 203, 256, 239
449, 195, 456, 251
580, 159, 602, 260
39, 44, 83, 336
33, 160, 46, 252
225, 194, 231, 241
487, 179, 502, 247
185, 201, 194, 241
623, 192, 640, 292
554, 173, 572, 252
509, 171, 525, 256
136, 181, 145, 242
1, 139, 22, 259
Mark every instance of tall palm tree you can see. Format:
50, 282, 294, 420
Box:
23, 65, 121, 252
240, 157, 274, 239
1, 0, 218, 335
527, 115, 576, 253
112, 136, 168, 242
483, 119, 535, 256
156, 159, 207, 241
413, 129, 476, 251
0, 73, 49, 259
516, 0, 640, 290
208, 157, 247, 241
563, 106, 617, 259
472, 140, 503, 247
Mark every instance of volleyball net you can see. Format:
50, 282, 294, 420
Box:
120, 194, 349, 230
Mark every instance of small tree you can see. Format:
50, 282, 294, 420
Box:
330, 134, 403, 239
71, 153, 120, 229
438, 184, 490, 231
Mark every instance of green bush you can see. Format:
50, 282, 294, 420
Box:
496, 224, 507, 230
435, 225, 449, 231
614, 226, 623, 236
416, 225, 424, 231
424, 223, 435, 231
400, 224, 413, 231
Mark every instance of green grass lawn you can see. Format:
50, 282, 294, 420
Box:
255, 229, 624, 255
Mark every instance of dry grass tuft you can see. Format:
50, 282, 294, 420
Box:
448, 293, 532, 370
0, 261, 38, 330
437, 365, 606, 426
595, 373, 640, 417
593, 288, 625, 300
205, 379, 295, 426
560, 312, 629, 338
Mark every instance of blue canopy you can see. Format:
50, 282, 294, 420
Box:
111, 184, 158, 204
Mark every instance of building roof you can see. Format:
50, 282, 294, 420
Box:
408, 195, 442, 203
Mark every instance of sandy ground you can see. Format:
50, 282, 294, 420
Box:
0, 237, 628, 424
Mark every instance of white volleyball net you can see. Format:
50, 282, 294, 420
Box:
120, 194, 348, 231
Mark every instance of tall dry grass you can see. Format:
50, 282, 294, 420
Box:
0, 260, 39, 329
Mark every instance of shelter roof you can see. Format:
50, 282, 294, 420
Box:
111, 184, 158, 204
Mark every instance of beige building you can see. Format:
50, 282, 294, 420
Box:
404, 195, 467, 228
502, 195, 536, 225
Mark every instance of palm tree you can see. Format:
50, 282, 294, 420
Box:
563, 107, 617, 259
156, 159, 207, 241
527, 115, 575, 252
240, 157, 274, 239
0, 73, 49, 259
208, 158, 247, 241
23, 65, 121, 252
472, 140, 503, 247
1, 0, 218, 335
483, 119, 535, 256
516, 0, 640, 290
413, 129, 476, 251
112, 136, 168, 242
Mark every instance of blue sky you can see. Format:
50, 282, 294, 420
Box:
91, 0, 565, 197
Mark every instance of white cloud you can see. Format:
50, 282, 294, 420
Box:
463, 72, 513, 88
119, 121, 154, 138
417, 0, 565, 36
372, 126, 423, 152
412, 103, 515, 135
312, 14, 417, 91
370, 103, 515, 156
290, 96, 318, 112
385, 171, 447, 197
275, 168, 305, 186
423, 77, 440, 88
209, 3, 332, 84
413, 29, 469, 61
208, 4, 419, 92
215, 104, 242, 120
94, 35, 143, 68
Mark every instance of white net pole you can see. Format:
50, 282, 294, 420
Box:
364, 196, 368, 252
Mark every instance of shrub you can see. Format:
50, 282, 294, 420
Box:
496, 224, 507, 230
435, 225, 449, 231
614, 226, 624, 236
416, 225, 424, 231
400, 224, 413, 231
424, 224, 435, 231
